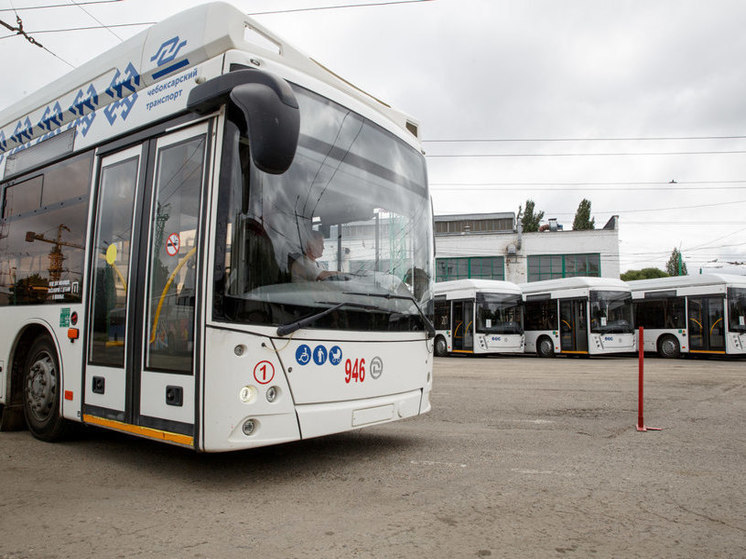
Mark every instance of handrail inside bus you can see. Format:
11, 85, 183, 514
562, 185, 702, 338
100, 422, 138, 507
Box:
149, 247, 197, 344
99, 252, 127, 292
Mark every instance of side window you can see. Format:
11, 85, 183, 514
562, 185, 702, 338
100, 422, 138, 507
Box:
434, 295, 449, 330
525, 299, 557, 330
0, 152, 92, 305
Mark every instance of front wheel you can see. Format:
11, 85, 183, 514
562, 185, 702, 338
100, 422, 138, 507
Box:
23, 336, 67, 441
536, 336, 555, 358
658, 335, 681, 359
434, 336, 448, 357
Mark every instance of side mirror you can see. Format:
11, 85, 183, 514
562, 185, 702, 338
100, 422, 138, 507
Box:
187, 70, 300, 175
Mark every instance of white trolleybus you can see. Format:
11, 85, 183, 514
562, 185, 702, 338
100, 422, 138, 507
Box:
433, 279, 524, 356
628, 274, 746, 358
0, 2, 435, 451
521, 277, 635, 357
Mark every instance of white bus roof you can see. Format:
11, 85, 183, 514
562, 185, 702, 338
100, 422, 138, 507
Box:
0, 1, 420, 159
520, 276, 630, 295
627, 273, 746, 293
434, 279, 522, 296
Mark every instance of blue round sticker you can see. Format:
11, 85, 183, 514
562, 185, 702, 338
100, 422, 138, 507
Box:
296, 344, 312, 365
329, 345, 343, 366
313, 345, 328, 365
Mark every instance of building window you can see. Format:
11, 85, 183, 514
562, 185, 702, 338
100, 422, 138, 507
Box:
527, 253, 600, 282
436, 256, 505, 282
434, 218, 513, 234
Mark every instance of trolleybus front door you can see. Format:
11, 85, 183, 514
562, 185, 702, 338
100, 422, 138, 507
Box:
452, 299, 474, 352
559, 298, 588, 353
688, 296, 725, 353
84, 121, 210, 447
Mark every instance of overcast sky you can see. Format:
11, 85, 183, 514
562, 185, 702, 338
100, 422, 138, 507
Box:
2, 0, 746, 274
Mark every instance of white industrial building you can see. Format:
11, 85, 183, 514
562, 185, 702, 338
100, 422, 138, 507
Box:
435, 212, 621, 283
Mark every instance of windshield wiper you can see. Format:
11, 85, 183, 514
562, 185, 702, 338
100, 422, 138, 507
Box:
344, 291, 436, 338
276, 301, 378, 337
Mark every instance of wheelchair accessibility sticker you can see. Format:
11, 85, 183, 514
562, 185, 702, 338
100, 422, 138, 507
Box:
296, 344, 312, 365
296, 344, 343, 366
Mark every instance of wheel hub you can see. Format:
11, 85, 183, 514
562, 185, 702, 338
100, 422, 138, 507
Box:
26, 353, 56, 420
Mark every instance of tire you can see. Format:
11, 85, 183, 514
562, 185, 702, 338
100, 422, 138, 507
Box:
658, 335, 681, 359
536, 336, 555, 358
23, 336, 67, 441
434, 336, 448, 357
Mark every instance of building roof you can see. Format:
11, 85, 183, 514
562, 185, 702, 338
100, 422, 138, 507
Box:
434, 212, 514, 222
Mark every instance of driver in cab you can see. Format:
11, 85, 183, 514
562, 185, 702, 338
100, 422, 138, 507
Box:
291, 230, 343, 282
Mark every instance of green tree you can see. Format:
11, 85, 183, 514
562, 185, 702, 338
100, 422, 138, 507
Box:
572, 198, 595, 230
518, 199, 544, 233
620, 267, 669, 281
666, 247, 688, 276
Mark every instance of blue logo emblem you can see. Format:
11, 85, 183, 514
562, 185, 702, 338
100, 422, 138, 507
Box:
151, 36, 187, 66
313, 345, 328, 365
295, 344, 311, 365
106, 63, 140, 100
76, 113, 96, 137
104, 63, 140, 125
38, 102, 63, 132
11, 117, 33, 145
328, 345, 343, 366
151, 36, 190, 79
69, 84, 99, 118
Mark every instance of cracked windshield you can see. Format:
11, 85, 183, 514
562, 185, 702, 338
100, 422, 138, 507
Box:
215, 84, 433, 331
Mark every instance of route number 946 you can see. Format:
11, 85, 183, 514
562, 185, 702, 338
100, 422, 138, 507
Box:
345, 358, 365, 383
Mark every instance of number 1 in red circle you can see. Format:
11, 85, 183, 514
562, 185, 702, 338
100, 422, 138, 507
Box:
253, 360, 275, 384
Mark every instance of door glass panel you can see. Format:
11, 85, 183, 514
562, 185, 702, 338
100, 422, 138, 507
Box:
89, 156, 139, 366
708, 298, 725, 350
688, 298, 705, 350
145, 135, 205, 372
463, 301, 474, 350
453, 301, 465, 350
574, 301, 588, 351
560, 301, 573, 350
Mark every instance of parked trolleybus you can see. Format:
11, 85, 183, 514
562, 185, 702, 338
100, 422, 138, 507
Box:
521, 277, 635, 357
433, 279, 524, 356
0, 2, 435, 451
628, 274, 746, 358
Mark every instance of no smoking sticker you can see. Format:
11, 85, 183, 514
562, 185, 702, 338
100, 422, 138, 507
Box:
166, 233, 180, 256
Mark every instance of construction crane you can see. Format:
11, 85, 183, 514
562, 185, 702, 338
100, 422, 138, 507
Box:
25, 224, 84, 282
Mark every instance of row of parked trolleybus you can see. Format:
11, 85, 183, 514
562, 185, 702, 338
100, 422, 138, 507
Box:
433, 274, 746, 358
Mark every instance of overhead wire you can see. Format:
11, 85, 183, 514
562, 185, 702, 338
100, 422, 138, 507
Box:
1, 0, 434, 35
426, 149, 746, 158
1, 1, 74, 66
422, 134, 746, 143
69, 0, 124, 42
430, 181, 746, 191
248, 0, 436, 16
0, 1, 122, 12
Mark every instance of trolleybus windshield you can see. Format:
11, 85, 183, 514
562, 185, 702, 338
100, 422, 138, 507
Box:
590, 290, 633, 334
215, 84, 433, 332
475, 292, 523, 334
728, 287, 746, 333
